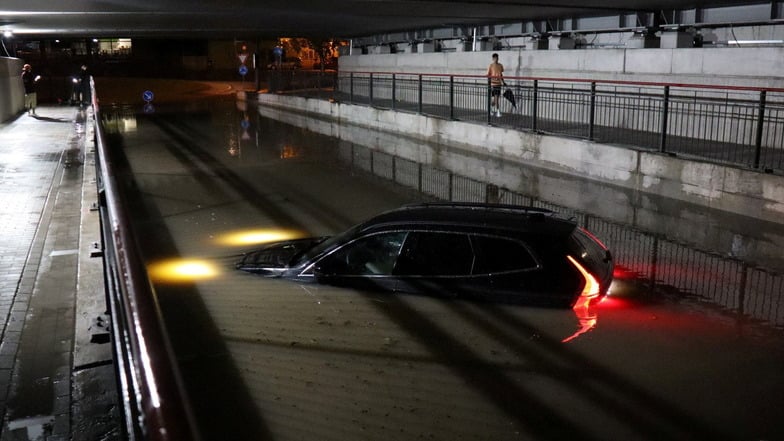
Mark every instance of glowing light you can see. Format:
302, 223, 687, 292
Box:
148, 259, 219, 283
562, 304, 597, 343
214, 228, 305, 247
280, 145, 301, 159
567, 255, 601, 309
2, 30, 12, 38
579, 227, 608, 250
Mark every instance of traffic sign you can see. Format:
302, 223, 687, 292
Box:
142, 90, 154, 102
238, 53, 248, 64
239, 65, 248, 76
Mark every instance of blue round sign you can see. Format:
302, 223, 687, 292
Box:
273, 46, 283, 56
143, 90, 154, 102
240, 119, 250, 130
238, 65, 249, 76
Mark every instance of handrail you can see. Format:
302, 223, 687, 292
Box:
334, 70, 784, 174
90, 78, 201, 440
340, 70, 784, 93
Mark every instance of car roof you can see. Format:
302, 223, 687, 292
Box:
357, 203, 577, 237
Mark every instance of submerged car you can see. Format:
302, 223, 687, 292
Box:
236, 203, 614, 308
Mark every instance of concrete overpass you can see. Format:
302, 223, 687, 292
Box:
0, 0, 774, 38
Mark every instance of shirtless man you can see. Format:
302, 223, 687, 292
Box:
487, 53, 504, 117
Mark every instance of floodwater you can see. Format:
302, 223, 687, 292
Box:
101, 95, 784, 441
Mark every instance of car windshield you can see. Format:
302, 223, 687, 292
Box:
289, 224, 362, 267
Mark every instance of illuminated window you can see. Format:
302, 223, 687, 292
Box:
97, 38, 133, 56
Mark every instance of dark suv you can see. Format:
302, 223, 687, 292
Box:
236, 203, 614, 308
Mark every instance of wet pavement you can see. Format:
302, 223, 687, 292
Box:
98, 94, 784, 440
0, 106, 119, 440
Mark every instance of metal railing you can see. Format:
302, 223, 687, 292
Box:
337, 144, 784, 329
267, 69, 337, 99
335, 72, 784, 174
91, 78, 201, 441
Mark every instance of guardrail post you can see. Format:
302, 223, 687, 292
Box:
532, 80, 538, 131
589, 82, 596, 140
659, 85, 670, 153
418, 74, 423, 114
754, 90, 766, 169
449, 76, 455, 120
369, 73, 374, 106
392, 74, 397, 111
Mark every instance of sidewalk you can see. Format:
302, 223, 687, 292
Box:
0, 106, 118, 440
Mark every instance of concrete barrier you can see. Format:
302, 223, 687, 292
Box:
258, 92, 784, 225
340, 47, 784, 90
0, 57, 25, 122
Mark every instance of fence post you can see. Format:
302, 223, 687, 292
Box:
392, 74, 396, 111
369, 73, 374, 106
754, 90, 767, 169
487, 78, 492, 124
589, 82, 596, 140
448, 173, 454, 201
659, 85, 670, 153
449, 76, 455, 120
349, 72, 354, 103
418, 74, 423, 114
532, 80, 538, 131
418, 163, 423, 193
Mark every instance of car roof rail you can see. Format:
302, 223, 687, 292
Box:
402, 202, 554, 214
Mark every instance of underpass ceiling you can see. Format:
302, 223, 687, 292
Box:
0, 0, 767, 38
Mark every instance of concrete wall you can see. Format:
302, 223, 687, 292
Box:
0, 57, 25, 122
257, 92, 784, 225
339, 47, 784, 89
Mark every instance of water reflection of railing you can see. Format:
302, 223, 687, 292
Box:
332, 72, 784, 174
337, 144, 784, 329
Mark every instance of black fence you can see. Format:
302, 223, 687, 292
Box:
337, 143, 784, 329
334, 72, 784, 174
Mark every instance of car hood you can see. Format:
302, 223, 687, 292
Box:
236, 237, 328, 271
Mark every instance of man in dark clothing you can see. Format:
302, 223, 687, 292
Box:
21, 64, 41, 115
78, 64, 91, 108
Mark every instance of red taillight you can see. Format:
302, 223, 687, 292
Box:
567, 255, 600, 308
578, 227, 608, 250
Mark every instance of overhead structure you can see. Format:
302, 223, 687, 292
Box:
0, 0, 781, 39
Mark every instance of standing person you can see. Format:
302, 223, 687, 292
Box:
78, 64, 91, 108
486, 53, 504, 117
21, 64, 41, 116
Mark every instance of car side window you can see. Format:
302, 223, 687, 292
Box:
320, 232, 407, 276
470, 235, 538, 274
394, 232, 474, 276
